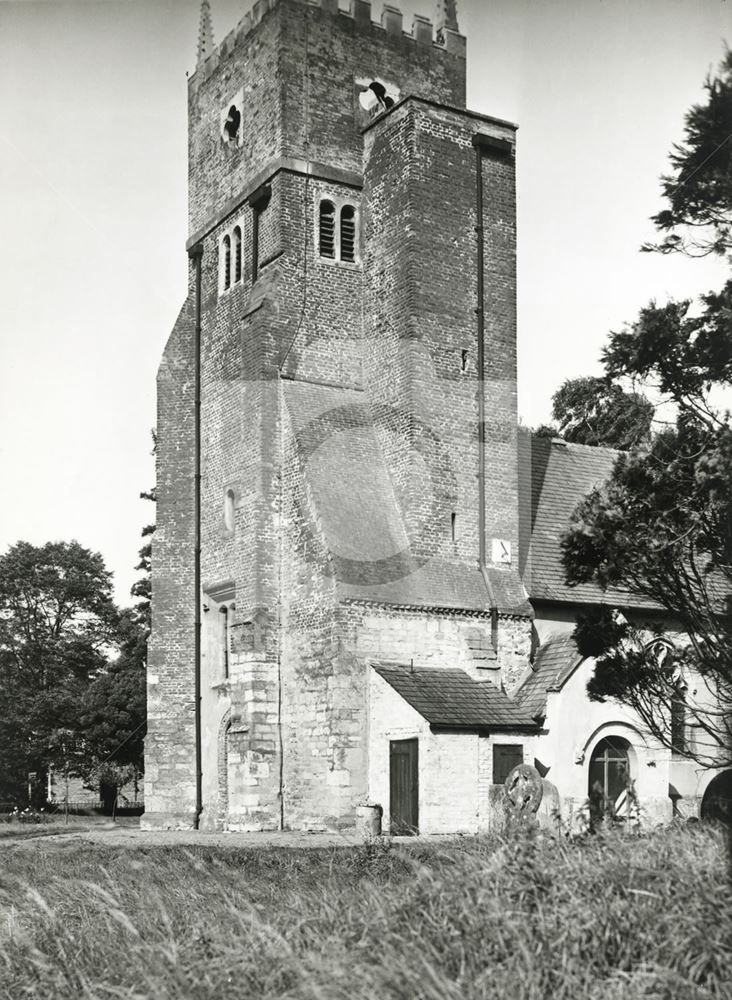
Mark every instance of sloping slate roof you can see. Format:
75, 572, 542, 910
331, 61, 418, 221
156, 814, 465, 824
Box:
374, 664, 536, 728
518, 430, 653, 608
515, 632, 584, 720
283, 379, 531, 613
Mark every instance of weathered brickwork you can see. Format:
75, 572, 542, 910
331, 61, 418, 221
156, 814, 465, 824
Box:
146, 0, 538, 833
343, 604, 530, 688
144, 293, 199, 830
362, 100, 522, 586
188, 0, 466, 241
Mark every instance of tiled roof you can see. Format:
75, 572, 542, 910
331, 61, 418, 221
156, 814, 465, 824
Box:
518, 430, 654, 608
514, 632, 584, 720
374, 663, 536, 729
283, 379, 531, 614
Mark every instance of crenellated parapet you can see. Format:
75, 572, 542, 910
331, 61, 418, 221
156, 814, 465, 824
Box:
191, 0, 465, 89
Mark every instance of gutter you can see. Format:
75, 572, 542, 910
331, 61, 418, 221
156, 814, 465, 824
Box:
188, 242, 204, 828
430, 723, 539, 735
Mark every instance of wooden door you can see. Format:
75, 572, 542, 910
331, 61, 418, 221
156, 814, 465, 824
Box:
390, 738, 418, 835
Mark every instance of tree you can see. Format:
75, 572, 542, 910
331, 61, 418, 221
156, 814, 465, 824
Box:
131, 488, 155, 630
78, 441, 155, 805
532, 423, 558, 439
550, 376, 654, 449
131, 430, 156, 632
564, 420, 732, 768
561, 50, 732, 771
646, 49, 732, 258
79, 609, 146, 805
0, 541, 118, 802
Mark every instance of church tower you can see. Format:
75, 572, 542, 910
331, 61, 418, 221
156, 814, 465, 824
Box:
144, 0, 533, 833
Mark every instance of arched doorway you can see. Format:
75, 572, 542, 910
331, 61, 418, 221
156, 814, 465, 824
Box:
701, 770, 732, 826
588, 736, 633, 821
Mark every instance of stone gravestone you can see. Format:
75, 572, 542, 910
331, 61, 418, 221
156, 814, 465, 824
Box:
503, 763, 563, 834
504, 763, 544, 818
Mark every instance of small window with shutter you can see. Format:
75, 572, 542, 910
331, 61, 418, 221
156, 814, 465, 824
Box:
319, 200, 336, 259
493, 744, 523, 784
222, 234, 231, 290
340, 205, 356, 262
232, 226, 242, 284
317, 198, 359, 264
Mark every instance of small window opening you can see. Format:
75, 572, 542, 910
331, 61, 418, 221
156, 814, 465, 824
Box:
248, 185, 270, 282
224, 104, 241, 143
461, 349, 468, 373
359, 81, 395, 114
233, 226, 242, 284
219, 606, 229, 680
224, 488, 235, 532
493, 744, 523, 784
222, 235, 231, 290
319, 200, 336, 258
451, 512, 457, 542
252, 209, 260, 280
340, 205, 356, 262
671, 696, 686, 756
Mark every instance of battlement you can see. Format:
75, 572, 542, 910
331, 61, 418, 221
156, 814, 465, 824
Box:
191, 0, 465, 88
187, 0, 466, 234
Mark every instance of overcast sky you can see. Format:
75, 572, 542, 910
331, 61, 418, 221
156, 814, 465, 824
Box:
0, 0, 729, 603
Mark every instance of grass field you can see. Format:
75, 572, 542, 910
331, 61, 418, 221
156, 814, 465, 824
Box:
0, 824, 730, 1000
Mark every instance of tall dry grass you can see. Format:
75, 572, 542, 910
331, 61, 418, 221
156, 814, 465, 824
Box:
0, 824, 729, 999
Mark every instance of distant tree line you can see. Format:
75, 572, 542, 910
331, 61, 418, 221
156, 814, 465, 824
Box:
0, 438, 155, 808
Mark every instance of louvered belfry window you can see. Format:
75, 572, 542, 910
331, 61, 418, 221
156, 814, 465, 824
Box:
222, 234, 231, 290
319, 200, 336, 258
233, 226, 242, 284
340, 205, 356, 262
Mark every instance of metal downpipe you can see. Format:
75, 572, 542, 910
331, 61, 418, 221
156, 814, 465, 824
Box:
472, 137, 499, 647
189, 242, 204, 828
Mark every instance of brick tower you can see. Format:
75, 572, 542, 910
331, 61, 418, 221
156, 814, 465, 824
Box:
144, 0, 533, 833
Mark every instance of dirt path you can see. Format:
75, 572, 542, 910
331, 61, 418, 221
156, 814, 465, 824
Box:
1, 824, 366, 850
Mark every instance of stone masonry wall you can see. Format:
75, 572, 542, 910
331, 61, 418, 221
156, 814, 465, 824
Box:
278, 174, 364, 387
144, 292, 198, 829
188, 0, 466, 240
188, 8, 282, 235
149, 0, 529, 832
278, 0, 465, 178
344, 603, 531, 692
362, 99, 524, 601
279, 398, 367, 830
